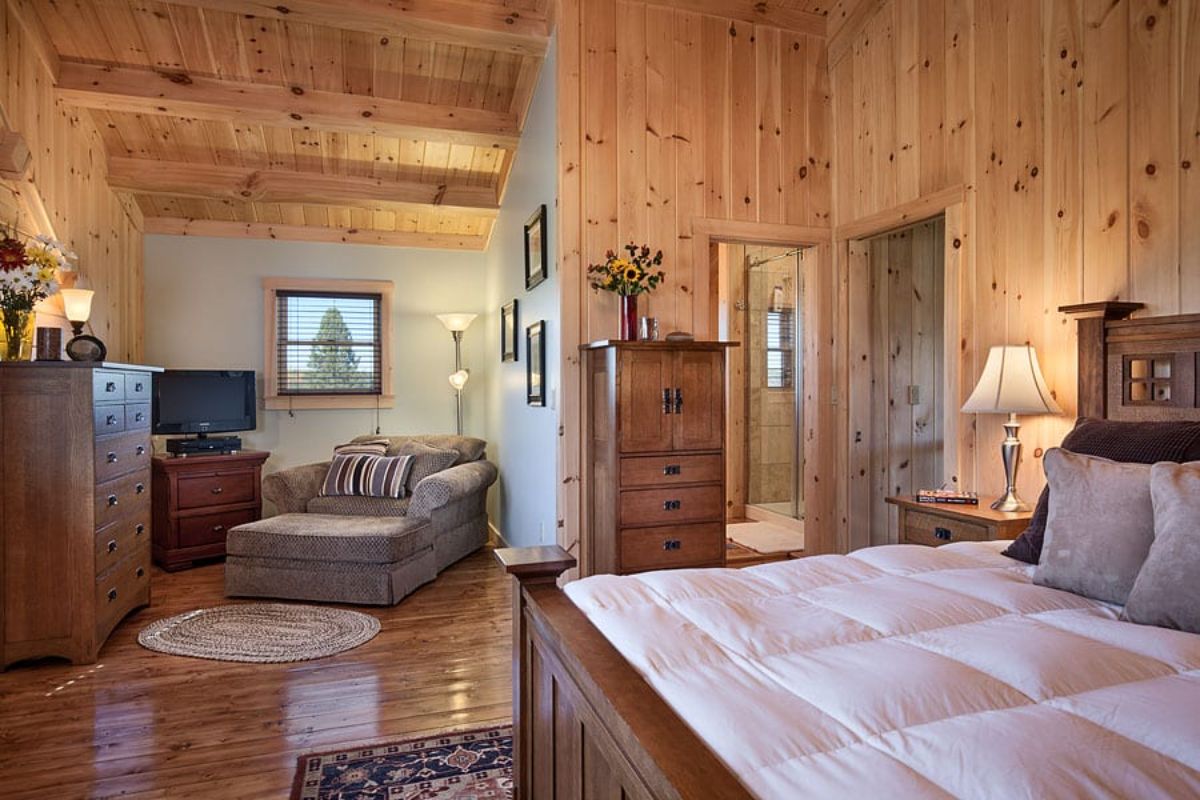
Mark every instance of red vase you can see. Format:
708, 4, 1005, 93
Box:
619, 294, 638, 341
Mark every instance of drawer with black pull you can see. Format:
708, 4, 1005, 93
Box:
95, 547, 150, 643
94, 468, 151, 532
92, 370, 126, 403
902, 510, 990, 547
619, 454, 723, 488
620, 523, 725, 572
94, 430, 152, 483
124, 372, 152, 401
125, 403, 151, 431
94, 516, 149, 576
93, 404, 127, 436
619, 484, 723, 528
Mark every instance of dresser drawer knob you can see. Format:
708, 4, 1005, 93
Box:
663, 464, 681, 476
212, 524, 225, 533
136, 483, 145, 495
107, 588, 118, 602
662, 538, 682, 551
105, 381, 117, 393
136, 567, 145, 579
662, 388, 673, 415
934, 527, 953, 541
136, 445, 146, 456
211, 486, 224, 495
107, 494, 119, 507
134, 382, 144, 392
135, 523, 145, 535
107, 539, 118, 554
134, 412, 145, 423
662, 499, 682, 511
107, 452, 118, 463
106, 414, 118, 426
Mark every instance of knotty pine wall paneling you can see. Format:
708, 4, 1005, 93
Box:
0, 3, 144, 361
830, 0, 1200, 525
556, 0, 834, 569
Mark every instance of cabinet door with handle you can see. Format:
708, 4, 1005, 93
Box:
671, 350, 725, 451
617, 349, 674, 453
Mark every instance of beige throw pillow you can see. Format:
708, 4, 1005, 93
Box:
1033, 449, 1155, 605
1123, 462, 1200, 633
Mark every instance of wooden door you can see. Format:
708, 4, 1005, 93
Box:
618, 348, 674, 453
672, 349, 725, 451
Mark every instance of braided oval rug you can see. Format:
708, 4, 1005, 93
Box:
137, 603, 380, 663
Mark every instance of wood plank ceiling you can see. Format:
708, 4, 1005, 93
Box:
31, 0, 552, 250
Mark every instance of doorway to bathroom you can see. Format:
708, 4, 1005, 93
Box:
719, 242, 808, 559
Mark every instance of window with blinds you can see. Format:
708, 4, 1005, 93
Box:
275, 290, 383, 395
765, 308, 795, 389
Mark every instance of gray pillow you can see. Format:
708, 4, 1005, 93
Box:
1033, 449, 1155, 605
1123, 462, 1200, 633
392, 441, 458, 493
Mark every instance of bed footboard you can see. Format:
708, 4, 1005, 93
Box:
495, 547, 751, 800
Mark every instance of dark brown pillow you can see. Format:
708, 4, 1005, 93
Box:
1003, 418, 1200, 564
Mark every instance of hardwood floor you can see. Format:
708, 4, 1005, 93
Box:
0, 550, 512, 799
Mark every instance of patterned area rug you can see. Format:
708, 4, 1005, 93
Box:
137, 603, 380, 663
292, 725, 512, 800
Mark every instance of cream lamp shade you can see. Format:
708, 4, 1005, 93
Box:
961, 345, 1063, 415
60, 288, 95, 323
436, 313, 477, 333
448, 370, 470, 391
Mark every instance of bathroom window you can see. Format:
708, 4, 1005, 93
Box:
765, 309, 794, 389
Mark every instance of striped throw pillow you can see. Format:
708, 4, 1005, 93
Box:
319, 453, 415, 499
333, 438, 390, 457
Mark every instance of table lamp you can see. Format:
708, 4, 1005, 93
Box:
61, 287, 106, 361
961, 345, 1062, 511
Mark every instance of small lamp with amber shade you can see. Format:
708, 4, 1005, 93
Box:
961, 345, 1062, 511
60, 287, 106, 361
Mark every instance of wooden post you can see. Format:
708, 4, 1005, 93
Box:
1059, 302, 1143, 420
494, 546, 576, 800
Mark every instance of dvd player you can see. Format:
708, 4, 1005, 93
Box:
165, 436, 243, 456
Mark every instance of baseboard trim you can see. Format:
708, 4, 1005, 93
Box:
488, 520, 510, 549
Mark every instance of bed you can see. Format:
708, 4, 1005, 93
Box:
496, 303, 1200, 799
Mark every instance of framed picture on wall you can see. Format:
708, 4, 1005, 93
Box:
501, 299, 519, 362
524, 205, 548, 290
526, 320, 546, 406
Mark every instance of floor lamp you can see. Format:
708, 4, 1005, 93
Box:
961, 345, 1062, 511
436, 313, 477, 435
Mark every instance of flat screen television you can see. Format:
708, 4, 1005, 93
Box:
152, 370, 256, 436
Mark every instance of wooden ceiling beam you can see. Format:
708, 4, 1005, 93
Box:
643, 0, 826, 38
107, 157, 500, 218
143, 217, 490, 251
154, 0, 550, 57
5, 0, 61, 80
56, 62, 522, 150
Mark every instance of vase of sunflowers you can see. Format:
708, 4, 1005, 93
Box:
587, 244, 666, 341
0, 229, 74, 361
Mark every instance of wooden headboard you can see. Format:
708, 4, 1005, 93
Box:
1063, 302, 1200, 422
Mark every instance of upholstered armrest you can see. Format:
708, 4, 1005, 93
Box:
261, 461, 330, 514
409, 460, 498, 520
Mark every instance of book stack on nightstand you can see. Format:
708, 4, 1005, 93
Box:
885, 496, 1032, 547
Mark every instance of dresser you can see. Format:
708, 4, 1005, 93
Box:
152, 450, 270, 571
0, 362, 160, 669
583, 341, 731, 576
885, 496, 1032, 547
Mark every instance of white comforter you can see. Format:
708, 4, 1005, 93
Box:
564, 542, 1200, 799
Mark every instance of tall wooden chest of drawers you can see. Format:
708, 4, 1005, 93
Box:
583, 341, 731, 576
0, 362, 159, 669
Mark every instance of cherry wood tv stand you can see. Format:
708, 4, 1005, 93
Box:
151, 450, 270, 571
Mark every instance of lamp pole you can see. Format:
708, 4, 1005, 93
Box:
452, 329, 464, 435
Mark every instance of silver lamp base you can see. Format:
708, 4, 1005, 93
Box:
991, 412, 1029, 512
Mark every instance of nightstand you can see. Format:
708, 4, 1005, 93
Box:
885, 496, 1032, 547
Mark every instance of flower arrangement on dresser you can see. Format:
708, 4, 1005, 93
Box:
0, 228, 75, 361
588, 243, 665, 340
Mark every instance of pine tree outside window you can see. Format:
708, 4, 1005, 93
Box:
263, 278, 394, 410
